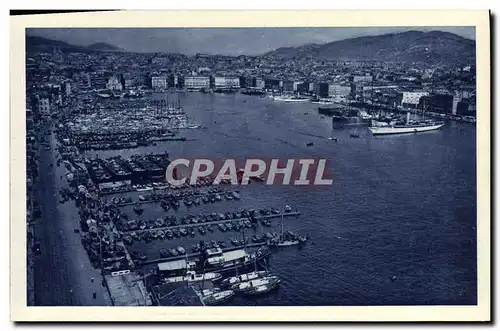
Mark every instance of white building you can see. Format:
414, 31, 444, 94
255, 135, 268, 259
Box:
328, 84, 350, 99
213, 77, 240, 89
63, 81, 71, 96
400, 91, 429, 107
293, 81, 303, 91
106, 76, 123, 91
184, 76, 210, 90
38, 97, 51, 116
308, 82, 315, 93
255, 79, 265, 89
353, 74, 373, 83
151, 76, 167, 90
452, 94, 461, 115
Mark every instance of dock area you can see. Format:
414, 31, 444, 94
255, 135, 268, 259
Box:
149, 283, 203, 306
120, 211, 300, 234
105, 272, 153, 306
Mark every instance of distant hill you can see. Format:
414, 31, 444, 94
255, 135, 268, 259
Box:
26, 35, 123, 53
87, 42, 123, 52
265, 30, 476, 65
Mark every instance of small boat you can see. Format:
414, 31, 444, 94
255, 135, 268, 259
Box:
349, 133, 360, 138
226, 223, 233, 231
179, 228, 188, 236
158, 230, 165, 239
154, 218, 164, 227
160, 248, 170, 258
306, 142, 314, 146
219, 223, 227, 232
165, 230, 173, 239
232, 191, 241, 200
230, 238, 240, 246
163, 271, 222, 284
246, 281, 281, 295
284, 205, 292, 213
160, 200, 171, 211
215, 194, 222, 201
202, 290, 235, 305
232, 276, 281, 293
221, 271, 267, 287
327, 137, 339, 142
199, 227, 206, 235
169, 248, 179, 256
177, 246, 186, 255
272, 238, 300, 247
133, 203, 144, 215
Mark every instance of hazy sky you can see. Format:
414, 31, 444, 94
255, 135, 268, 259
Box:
27, 27, 475, 56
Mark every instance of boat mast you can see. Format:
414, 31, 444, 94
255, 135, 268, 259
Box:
281, 211, 284, 238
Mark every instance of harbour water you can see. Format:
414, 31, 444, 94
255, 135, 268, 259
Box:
87, 92, 477, 306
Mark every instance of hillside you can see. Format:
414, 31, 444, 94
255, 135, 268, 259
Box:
87, 42, 123, 52
26, 35, 122, 53
265, 30, 476, 65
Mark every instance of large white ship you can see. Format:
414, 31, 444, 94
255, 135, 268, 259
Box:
272, 95, 310, 102
369, 112, 444, 135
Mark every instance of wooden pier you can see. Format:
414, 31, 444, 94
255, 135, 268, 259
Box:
120, 211, 300, 234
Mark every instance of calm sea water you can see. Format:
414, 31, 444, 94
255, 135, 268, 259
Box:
91, 92, 477, 306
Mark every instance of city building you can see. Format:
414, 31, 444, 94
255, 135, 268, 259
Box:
90, 72, 108, 90
184, 76, 210, 90
255, 78, 265, 89
213, 77, 240, 89
352, 74, 373, 83
62, 81, 71, 97
281, 80, 294, 92
456, 100, 471, 115
37, 96, 51, 116
315, 82, 329, 98
106, 75, 123, 91
264, 78, 280, 91
328, 84, 350, 100
295, 82, 310, 95
423, 94, 454, 114
398, 91, 429, 108
151, 76, 168, 90
293, 81, 303, 92
452, 94, 461, 115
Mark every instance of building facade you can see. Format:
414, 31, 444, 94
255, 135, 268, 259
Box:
106, 75, 123, 91
255, 78, 265, 90
213, 77, 240, 89
399, 91, 429, 108
352, 74, 373, 83
38, 97, 51, 116
328, 84, 350, 99
184, 76, 210, 90
151, 76, 168, 90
